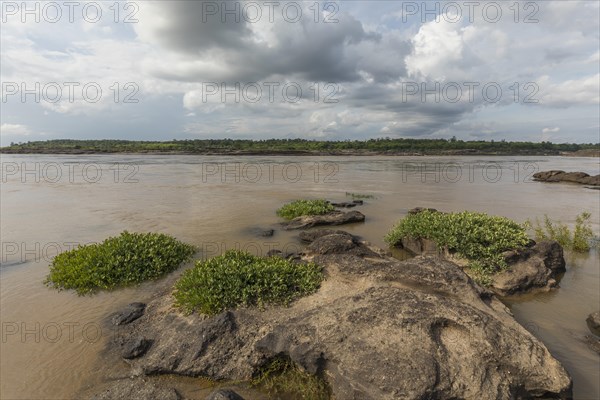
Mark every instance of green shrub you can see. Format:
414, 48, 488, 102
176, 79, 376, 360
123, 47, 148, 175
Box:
276, 199, 334, 220
45, 231, 195, 295
173, 250, 324, 315
252, 356, 331, 400
385, 210, 530, 283
530, 212, 596, 252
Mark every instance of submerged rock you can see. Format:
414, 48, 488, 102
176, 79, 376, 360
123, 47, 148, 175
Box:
99, 232, 572, 399
587, 311, 600, 336
205, 389, 245, 400
329, 201, 357, 208
282, 211, 365, 230
533, 170, 600, 186
111, 303, 146, 326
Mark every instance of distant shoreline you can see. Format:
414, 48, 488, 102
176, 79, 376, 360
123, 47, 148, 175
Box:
1, 149, 599, 157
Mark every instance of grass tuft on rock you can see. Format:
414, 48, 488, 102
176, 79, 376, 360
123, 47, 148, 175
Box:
385, 210, 530, 284
173, 250, 324, 315
276, 199, 334, 220
252, 356, 331, 400
45, 231, 196, 295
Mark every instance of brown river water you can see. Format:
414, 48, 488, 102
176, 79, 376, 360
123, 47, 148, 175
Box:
1, 154, 599, 399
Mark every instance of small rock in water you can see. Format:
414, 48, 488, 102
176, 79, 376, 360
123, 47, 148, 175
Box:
260, 229, 274, 237
205, 389, 245, 400
587, 311, 600, 336
121, 337, 152, 359
330, 201, 356, 208
112, 302, 146, 326
352, 200, 364, 205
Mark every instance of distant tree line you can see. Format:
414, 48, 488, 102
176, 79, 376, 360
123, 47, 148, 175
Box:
2, 138, 599, 155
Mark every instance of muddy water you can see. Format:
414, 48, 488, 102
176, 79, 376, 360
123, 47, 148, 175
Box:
1, 154, 599, 399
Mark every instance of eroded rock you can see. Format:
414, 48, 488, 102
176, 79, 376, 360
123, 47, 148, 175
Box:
90, 378, 179, 400
533, 170, 600, 186
111, 303, 146, 326
587, 311, 600, 336
121, 337, 152, 359
99, 232, 572, 399
282, 211, 365, 230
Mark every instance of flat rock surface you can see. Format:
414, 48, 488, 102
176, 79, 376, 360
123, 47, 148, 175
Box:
533, 170, 600, 186
283, 211, 365, 230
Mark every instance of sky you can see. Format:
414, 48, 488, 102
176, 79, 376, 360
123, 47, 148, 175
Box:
1, 0, 599, 145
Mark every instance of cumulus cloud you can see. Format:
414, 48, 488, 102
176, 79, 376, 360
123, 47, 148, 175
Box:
542, 127, 561, 134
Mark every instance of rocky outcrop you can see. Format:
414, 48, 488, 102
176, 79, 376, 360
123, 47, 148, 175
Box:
90, 378, 180, 400
491, 241, 566, 296
587, 311, 600, 336
533, 170, 600, 186
397, 237, 566, 296
282, 211, 365, 230
95, 232, 572, 399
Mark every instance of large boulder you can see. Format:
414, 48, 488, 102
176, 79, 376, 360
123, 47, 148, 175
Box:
99, 232, 572, 399
282, 211, 365, 230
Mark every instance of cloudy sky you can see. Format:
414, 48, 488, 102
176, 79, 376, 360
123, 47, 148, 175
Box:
1, 0, 599, 145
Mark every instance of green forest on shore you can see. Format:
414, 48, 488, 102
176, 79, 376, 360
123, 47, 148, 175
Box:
2, 138, 599, 156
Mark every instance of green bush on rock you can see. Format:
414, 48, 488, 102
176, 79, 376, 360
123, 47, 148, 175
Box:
385, 210, 530, 283
276, 199, 334, 220
173, 250, 324, 315
45, 231, 195, 295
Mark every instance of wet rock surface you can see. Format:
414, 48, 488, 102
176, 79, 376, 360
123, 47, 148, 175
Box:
90, 378, 180, 400
586, 311, 600, 336
121, 337, 152, 359
94, 232, 572, 399
111, 303, 146, 326
205, 389, 245, 400
533, 170, 600, 186
282, 211, 365, 230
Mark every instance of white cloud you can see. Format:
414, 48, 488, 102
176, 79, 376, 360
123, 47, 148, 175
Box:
542, 127, 560, 134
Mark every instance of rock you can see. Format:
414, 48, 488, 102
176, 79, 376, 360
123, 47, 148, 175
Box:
111, 303, 146, 326
329, 201, 357, 208
491, 241, 566, 296
584, 335, 600, 355
586, 311, 600, 336
397, 237, 566, 296
205, 389, 245, 400
299, 229, 353, 243
283, 211, 365, 230
408, 207, 438, 214
90, 378, 180, 400
266, 249, 282, 257
259, 229, 274, 237
533, 170, 600, 186
121, 337, 152, 359
266, 249, 302, 261
106, 231, 572, 399
352, 200, 364, 205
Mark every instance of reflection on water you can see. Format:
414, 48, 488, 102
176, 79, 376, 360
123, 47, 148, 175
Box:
1, 154, 599, 399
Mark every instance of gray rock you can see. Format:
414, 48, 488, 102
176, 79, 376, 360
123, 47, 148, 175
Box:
90, 378, 179, 400
329, 201, 357, 208
122, 337, 152, 359
205, 389, 245, 400
586, 311, 600, 336
584, 335, 600, 355
299, 229, 352, 243
533, 170, 600, 186
106, 232, 572, 399
491, 241, 566, 296
283, 211, 365, 230
111, 303, 146, 326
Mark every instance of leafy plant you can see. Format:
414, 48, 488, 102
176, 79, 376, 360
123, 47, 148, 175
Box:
45, 231, 195, 295
530, 212, 596, 252
173, 250, 324, 315
276, 199, 334, 220
252, 356, 331, 400
385, 210, 530, 283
